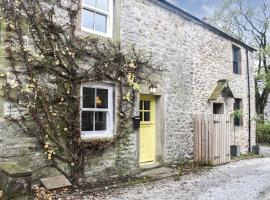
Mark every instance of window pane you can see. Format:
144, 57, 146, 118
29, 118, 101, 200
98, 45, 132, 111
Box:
144, 112, 150, 121
233, 62, 239, 74
233, 46, 240, 74
234, 99, 241, 110
95, 112, 107, 130
96, 88, 108, 108
213, 103, 224, 114
140, 111, 143, 121
81, 111, 94, 131
234, 117, 240, 126
83, 87, 95, 108
83, 0, 96, 7
95, 13, 107, 33
81, 9, 94, 30
96, 0, 109, 11
144, 101, 150, 110
233, 48, 237, 61
140, 101, 143, 110
234, 99, 242, 126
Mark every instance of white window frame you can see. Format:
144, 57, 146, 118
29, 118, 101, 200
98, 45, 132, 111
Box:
81, 0, 113, 37
80, 82, 114, 139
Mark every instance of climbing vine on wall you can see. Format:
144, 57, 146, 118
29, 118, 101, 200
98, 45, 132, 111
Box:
0, 0, 161, 181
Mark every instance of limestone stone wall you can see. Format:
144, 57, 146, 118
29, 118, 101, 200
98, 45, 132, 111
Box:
120, 0, 256, 161
0, 0, 256, 182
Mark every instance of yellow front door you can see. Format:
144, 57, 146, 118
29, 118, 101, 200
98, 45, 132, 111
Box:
139, 95, 156, 165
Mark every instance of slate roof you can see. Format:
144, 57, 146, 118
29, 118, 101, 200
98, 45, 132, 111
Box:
156, 0, 256, 52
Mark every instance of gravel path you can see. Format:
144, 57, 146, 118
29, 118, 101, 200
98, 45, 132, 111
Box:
260, 146, 270, 157
98, 158, 270, 200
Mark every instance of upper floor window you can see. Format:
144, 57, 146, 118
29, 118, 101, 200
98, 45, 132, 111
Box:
81, 0, 113, 37
232, 45, 241, 74
81, 83, 114, 138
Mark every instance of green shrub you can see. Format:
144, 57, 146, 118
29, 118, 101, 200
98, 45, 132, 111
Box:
257, 122, 270, 143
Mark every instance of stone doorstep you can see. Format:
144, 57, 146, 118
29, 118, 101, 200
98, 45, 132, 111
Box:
92, 167, 178, 192
56, 166, 180, 199
135, 167, 178, 179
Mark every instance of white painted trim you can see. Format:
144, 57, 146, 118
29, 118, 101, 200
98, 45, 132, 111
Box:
80, 82, 114, 139
81, 0, 113, 37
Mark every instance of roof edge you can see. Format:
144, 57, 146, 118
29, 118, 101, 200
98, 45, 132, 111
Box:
208, 79, 234, 101
155, 0, 256, 52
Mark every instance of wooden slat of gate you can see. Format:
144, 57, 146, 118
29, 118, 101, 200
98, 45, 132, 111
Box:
208, 114, 213, 165
205, 115, 209, 164
226, 114, 231, 163
214, 115, 217, 165
202, 115, 207, 164
223, 115, 225, 164
224, 115, 227, 163
221, 115, 225, 164
221, 115, 224, 164
224, 115, 229, 163
193, 115, 198, 162
218, 115, 224, 164
217, 115, 220, 165
213, 115, 216, 165
198, 115, 202, 163
219, 115, 221, 165
193, 114, 230, 166
213, 115, 217, 165
219, 115, 222, 165
217, 115, 221, 165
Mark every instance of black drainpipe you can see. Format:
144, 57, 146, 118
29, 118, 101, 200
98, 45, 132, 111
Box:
246, 49, 251, 152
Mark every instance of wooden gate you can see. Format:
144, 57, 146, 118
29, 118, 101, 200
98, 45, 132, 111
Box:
193, 114, 230, 165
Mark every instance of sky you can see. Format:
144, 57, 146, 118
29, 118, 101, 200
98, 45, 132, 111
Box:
166, 0, 264, 20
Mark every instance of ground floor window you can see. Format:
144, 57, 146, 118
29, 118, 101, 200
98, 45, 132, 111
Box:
213, 103, 224, 114
234, 98, 243, 126
81, 83, 113, 138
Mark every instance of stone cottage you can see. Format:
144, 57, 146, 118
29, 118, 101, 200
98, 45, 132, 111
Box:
0, 0, 256, 182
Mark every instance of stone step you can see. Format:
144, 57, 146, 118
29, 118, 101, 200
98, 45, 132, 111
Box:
0, 153, 47, 169
0, 137, 38, 147
0, 153, 62, 181
136, 167, 178, 179
0, 137, 41, 158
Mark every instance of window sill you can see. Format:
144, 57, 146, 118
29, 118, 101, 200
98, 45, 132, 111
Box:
234, 126, 244, 130
79, 27, 112, 38
81, 133, 114, 141
232, 73, 242, 76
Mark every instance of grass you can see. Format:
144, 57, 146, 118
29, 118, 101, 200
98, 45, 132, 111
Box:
171, 162, 203, 181
231, 152, 263, 161
128, 176, 152, 186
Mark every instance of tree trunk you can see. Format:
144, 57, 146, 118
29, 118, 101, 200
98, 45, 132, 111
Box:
256, 87, 270, 119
